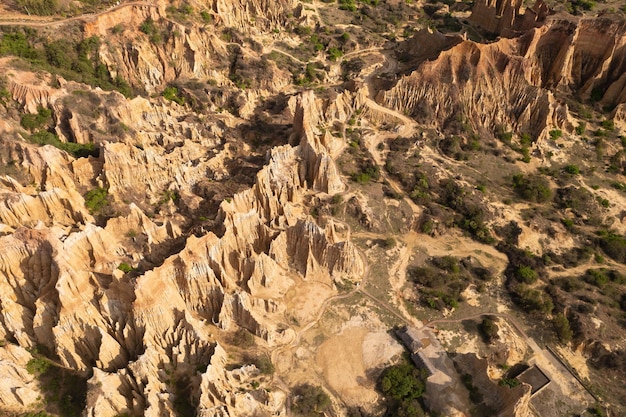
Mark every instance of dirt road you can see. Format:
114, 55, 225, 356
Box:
0, 1, 153, 27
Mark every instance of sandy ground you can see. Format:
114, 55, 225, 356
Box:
555, 346, 591, 380
284, 281, 335, 325
316, 322, 403, 407
317, 327, 376, 406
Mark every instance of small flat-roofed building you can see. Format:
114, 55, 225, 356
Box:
516, 365, 551, 396
396, 326, 425, 353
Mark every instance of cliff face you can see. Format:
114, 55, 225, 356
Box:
383, 36, 565, 140
2, 0, 625, 414
0, 67, 364, 415
83, 0, 294, 94
469, 0, 549, 35
383, 17, 626, 140
0, 344, 43, 411
520, 18, 626, 104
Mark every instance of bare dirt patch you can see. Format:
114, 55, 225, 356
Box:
284, 281, 335, 325
316, 323, 403, 408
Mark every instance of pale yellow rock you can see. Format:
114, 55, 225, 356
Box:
0, 344, 43, 412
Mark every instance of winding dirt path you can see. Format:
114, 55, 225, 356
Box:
0, 1, 153, 27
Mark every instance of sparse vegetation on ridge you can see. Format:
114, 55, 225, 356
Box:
0, 29, 133, 96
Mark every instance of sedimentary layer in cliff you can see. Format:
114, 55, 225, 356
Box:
383, 17, 626, 140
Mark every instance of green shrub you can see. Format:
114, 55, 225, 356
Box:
111, 24, 124, 34
21, 106, 51, 131
84, 187, 108, 214
327, 47, 343, 61
553, 276, 583, 292
294, 26, 312, 36
16, 0, 58, 15
162, 86, 185, 105
588, 404, 607, 417
601, 119, 615, 131
575, 122, 586, 135
291, 384, 331, 416
140, 17, 157, 35
499, 378, 520, 388
478, 316, 499, 343
516, 265, 537, 284
22, 412, 54, 417
139, 17, 165, 43
0, 29, 41, 61
514, 284, 554, 315
117, 262, 134, 273
564, 164, 580, 175
0, 85, 10, 106
597, 231, 626, 263
380, 363, 427, 401
26, 130, 97, 158
553, 313, 573, 343
512, 173, 552, 203
549, 129, 562, 140
584, 269, 609, 288
339, 0, 357, 11
591, 87, 604, 102
200, 10, 212, 23
432, 256, 460, 274
353, 172, 371, 184
496, 128, 513, 143
179, 3, 193, 14
383, 237, 396, 248
0, 30, 132, 97
26, 357, 51, 374
421, 220, 434, 234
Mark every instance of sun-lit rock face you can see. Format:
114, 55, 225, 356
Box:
82, 0, 295, 94
469, 0, 549, 35
2, 0, 626, 414
0, 64, 364, 414
383, 17, 626, 141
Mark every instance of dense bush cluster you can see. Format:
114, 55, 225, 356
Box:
379, 362, 428, 417
0, 29, 132, 96
478, 316, 499, 344
439, 179, 494, 243
84, 187, 108, 214
291, 384, 331, 416
15, 0, 58, 15
512, 173, 552, 203
27, 130, 97, 158
597, 231, 626, 264
409, 255, 493, 310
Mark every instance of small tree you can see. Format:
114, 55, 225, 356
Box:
478, 316, 499, 343
553, 313, 573, 344
516, 265, 538, 284
84, 187, 108, 214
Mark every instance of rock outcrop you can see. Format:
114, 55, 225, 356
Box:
83, 0, 294, 93
0, 344, 44, 413
0, 79, 364, 415
469, 0, 550, 36
383, 17, 626, 140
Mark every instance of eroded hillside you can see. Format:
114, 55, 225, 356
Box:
0, 0, 625, 416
